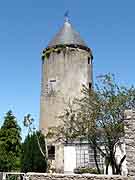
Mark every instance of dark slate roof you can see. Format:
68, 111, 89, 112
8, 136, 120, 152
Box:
47, 20, 87, 48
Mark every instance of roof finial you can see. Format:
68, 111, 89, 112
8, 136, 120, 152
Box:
64, 10, 69, 22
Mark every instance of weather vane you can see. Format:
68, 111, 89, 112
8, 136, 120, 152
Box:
64, 10, 69, 22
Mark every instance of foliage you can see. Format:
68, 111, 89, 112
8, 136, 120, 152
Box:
23, 114, 47, 159
23, 114, 34, 133
74, 167, 101, 174
53, 74, 135, 175
21, 131, 47, 173
42, 44, 72, 59
0, 110, 22, 171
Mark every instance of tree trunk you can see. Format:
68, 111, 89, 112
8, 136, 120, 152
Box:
110, 152, 116, 174
105, 159, 109, 174
93, 146, 101, 174
115, 155, 126, 175
88, 137, 101, 174
118, 155, 126, 174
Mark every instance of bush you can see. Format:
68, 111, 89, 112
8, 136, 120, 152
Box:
74, 167, 99, 174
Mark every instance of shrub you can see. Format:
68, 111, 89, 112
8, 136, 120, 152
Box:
74, 167, 100, 174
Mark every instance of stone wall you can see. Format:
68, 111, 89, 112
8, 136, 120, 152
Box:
26, 173, 131, 180
124, 110, 135, 176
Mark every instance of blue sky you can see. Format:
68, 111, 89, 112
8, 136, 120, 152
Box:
0, 0, 134, 138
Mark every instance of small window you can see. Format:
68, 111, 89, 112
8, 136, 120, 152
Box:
48, 145, 55, 160
88, 57, 90, 64
50, 80, 56, 83
48, 79, 56, 95
89, 82, 92, 89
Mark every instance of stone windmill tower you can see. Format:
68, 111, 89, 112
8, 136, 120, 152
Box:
40, 15, 93, 171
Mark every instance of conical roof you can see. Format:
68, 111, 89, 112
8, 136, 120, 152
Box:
47, 19, 87, 48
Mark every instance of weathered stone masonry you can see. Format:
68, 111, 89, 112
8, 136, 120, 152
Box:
27, 173, 129, 180
124, 110, 135, 176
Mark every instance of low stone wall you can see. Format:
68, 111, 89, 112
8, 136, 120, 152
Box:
26, 173, 132, 180
124, 110, 135, 176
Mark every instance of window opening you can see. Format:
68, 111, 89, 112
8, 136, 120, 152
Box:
48, 145, 55, 160
47, 79, 57, 96
89, 82, 92, 89
88, 57, 90, 64
76, 144, 103, 168
50, 80, 56, 83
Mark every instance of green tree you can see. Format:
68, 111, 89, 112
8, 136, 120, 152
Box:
53, 74, 135, 174
21, 131, 47, 172
23, 114, 47, 160
0, 110, 22, 171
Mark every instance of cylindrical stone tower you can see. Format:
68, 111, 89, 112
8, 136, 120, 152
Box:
40, 18, 93, 131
